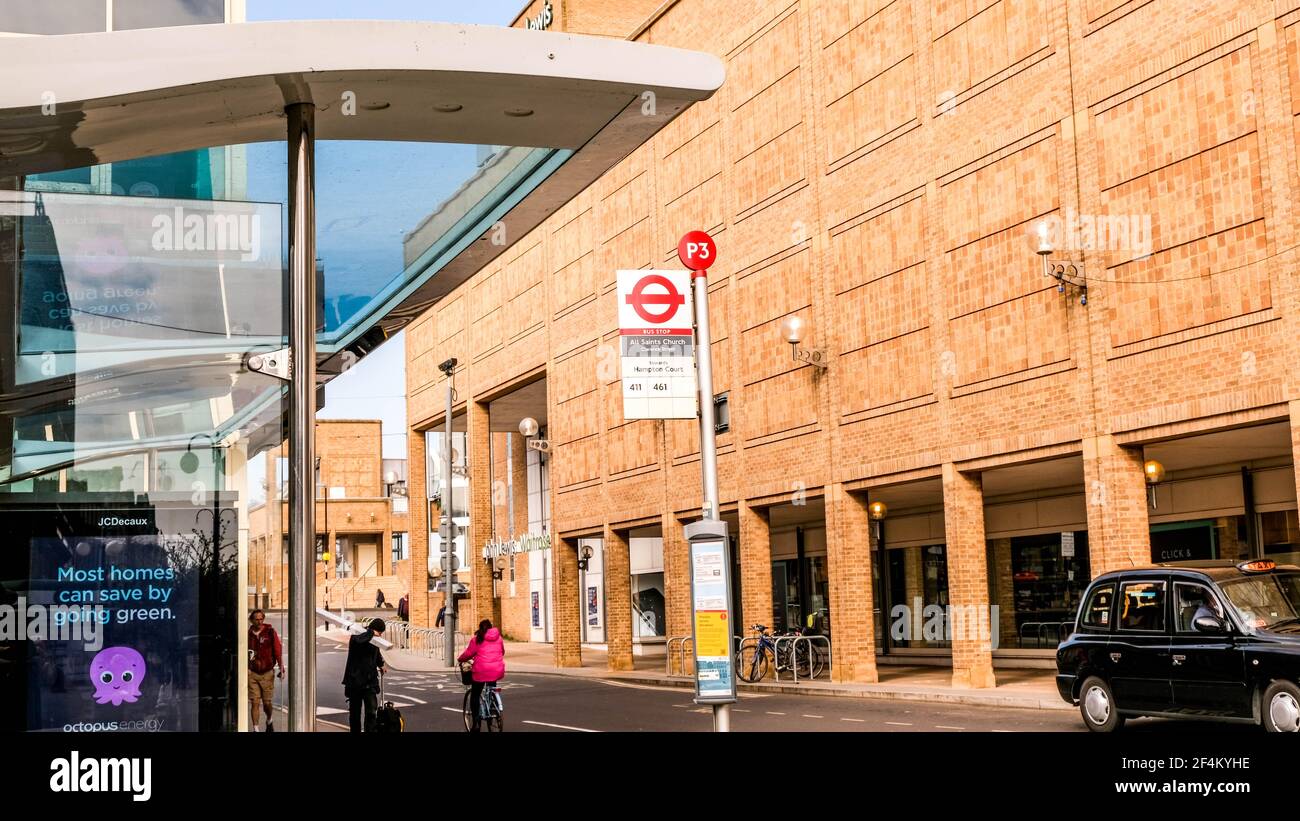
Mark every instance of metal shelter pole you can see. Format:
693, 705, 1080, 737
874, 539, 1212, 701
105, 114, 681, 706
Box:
286, 101, 317, 732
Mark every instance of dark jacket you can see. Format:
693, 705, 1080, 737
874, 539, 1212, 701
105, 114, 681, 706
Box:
341, 629, 386, 694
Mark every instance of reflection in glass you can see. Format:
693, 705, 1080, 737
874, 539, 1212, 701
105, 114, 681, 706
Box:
0, 1, 106, 34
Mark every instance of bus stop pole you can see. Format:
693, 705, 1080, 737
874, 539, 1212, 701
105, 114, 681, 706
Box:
286, 101, 317, 732
692, 268, 728, 733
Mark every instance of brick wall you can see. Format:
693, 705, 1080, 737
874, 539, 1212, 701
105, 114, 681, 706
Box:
404, 0, 1300, 681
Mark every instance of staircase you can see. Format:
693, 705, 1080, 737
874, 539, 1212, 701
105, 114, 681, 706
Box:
317, 572, 407, 610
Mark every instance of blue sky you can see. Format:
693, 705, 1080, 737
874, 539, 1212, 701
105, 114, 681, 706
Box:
246, 0, 526, 461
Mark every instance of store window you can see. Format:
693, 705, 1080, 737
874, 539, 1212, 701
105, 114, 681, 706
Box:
1150, 517, 1250, 564
1261, 510, 1300, 566
633, 572, 665, 638
987, 531, 1090, 649
885, 545, 949, 648
771, 555, 830, 635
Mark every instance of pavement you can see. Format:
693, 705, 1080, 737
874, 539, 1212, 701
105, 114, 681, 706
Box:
315, 626, 1071, 711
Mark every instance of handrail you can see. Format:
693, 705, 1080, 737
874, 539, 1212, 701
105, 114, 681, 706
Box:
345, 561, 380, 605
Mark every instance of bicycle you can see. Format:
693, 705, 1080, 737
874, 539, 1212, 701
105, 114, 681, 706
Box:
735, 624, 826, 682
462, 679, 504, 732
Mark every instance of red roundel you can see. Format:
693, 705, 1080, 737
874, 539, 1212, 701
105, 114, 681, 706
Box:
678, 230, 717, 271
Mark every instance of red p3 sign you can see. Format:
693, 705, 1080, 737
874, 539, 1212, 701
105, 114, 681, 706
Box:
678, 230, 717, 271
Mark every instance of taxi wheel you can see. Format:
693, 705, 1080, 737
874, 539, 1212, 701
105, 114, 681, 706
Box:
1262, 680, 1300, 733
1079, 676, 1125, 733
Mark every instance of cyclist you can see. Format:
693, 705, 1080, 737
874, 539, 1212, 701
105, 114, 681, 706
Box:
456, 618, 505, 732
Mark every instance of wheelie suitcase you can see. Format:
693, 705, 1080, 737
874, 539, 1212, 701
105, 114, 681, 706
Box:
374, 672, 404, 733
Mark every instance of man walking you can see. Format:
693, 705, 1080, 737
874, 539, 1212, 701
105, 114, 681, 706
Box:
247, 609, 284, 732
342, 618, 388, 732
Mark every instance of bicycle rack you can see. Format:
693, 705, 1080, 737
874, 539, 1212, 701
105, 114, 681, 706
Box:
769, 634, 831, 683
666, 635, 694, 677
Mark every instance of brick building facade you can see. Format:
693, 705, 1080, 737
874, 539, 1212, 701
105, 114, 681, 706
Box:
403, 0, 1300, 687
249, 420, 410, 610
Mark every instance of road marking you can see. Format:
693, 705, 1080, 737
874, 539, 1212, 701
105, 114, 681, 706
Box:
802, 714, 823, 719
885, 721, 912, 726
440, 707, 462, 714
936, 725, 965, 730
316, 706, 347, 716
991, 729, 1013, 733
765, 711, 786, 716
392, 692, 427, 704
594, 678, 683, 693
734, 709, 751, 713
522, 720, 600, 733
840, 718, 865, 723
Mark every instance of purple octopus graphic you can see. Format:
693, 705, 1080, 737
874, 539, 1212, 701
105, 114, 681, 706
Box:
89, 646, 146, 706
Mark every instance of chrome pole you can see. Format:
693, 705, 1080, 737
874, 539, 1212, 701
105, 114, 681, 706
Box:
286, 102, 317, 732
692, 270, 729, 733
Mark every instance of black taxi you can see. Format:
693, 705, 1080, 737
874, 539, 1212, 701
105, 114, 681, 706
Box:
1056, 559, 1300, 732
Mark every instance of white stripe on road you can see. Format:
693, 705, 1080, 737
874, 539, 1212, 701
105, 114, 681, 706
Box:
521, 720, 600, 733
316, 706, 347, 716
936, 725, 965, 730
765, 711, 785, 716
392, 692, 427, 704
885, 721, 912, 726
440, 707, 462, 714
802, 714, 823, 719
840, 718, 865, 723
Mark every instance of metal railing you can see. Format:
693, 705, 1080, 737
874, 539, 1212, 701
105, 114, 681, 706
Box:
385, 620, 467, 660
666, 635, 694, 676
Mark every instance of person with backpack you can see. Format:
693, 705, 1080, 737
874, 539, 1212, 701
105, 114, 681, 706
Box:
342, 618, 388, 732
247, 609, 283, 732
456, 619, 505, 732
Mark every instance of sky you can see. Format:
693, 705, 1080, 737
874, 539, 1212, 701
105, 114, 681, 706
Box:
246, 0, 527, 460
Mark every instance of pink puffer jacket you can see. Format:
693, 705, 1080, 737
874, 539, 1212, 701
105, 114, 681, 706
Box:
457, 627, 505, 682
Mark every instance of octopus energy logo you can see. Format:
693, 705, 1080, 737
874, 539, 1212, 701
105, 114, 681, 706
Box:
0, 597, 104, 650
89, 647, 146, 706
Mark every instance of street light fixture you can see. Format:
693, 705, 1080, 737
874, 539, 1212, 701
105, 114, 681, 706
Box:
1034, 219, 1088, 306
578, 543, 594, 571
779, 314, 828, 368
520, 416, 551, 454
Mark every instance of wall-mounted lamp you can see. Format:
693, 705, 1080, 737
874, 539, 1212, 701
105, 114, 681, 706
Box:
520, 417, 551, 454
868, 500, 887, 541
578, 543, 594, 572
780, 314, 829, 369
490, 555, 506, 581
1034, 220, 1088, 307
1144, 458, 1165, 510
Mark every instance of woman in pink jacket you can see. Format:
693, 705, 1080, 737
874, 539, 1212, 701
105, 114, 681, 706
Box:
457, 619, 505, 731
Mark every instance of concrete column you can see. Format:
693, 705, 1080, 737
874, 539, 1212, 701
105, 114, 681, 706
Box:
603, 525, 634, 671
824, 483, 879, 682
552, 537, 582, 667
1083, 434, 1151, 575
739, 502, 773, 633
662, 512, 691, 641
941, 464, 996, 689
467, 400, 496, 625
407, 428, 430, 627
